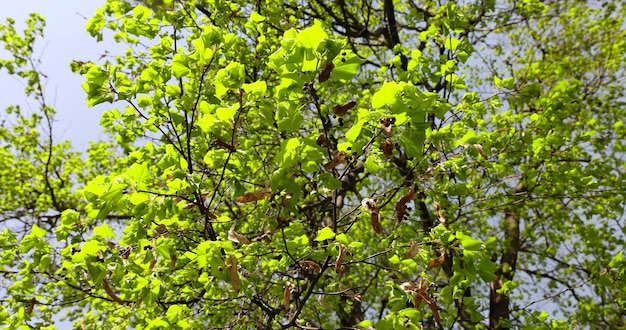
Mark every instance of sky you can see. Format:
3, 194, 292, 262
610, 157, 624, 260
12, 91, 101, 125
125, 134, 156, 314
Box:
1, 1, 124, 149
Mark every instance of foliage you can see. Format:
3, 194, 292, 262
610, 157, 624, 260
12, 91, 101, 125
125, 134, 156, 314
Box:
1, 0, 625, 329
0, 13, 117, 328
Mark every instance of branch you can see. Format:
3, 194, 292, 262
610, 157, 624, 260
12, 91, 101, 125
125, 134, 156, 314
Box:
28, 56, 62, 212
282, 256, 332, 329
519, 268, 582, 302
489, 183, 524, 330
383, 0, 407, 70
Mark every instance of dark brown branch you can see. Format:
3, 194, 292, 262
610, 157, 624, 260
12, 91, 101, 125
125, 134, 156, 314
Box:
383, 0, 407, 70
281, 256, 332, 329
489, 184, 524, 329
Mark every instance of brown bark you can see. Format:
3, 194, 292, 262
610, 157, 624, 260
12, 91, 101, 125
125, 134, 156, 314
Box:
489, 185, 524, 329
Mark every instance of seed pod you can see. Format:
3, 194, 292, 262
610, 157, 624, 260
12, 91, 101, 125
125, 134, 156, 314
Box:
362, 198, 382, 234
284, 282, 295, 309
237, 187, 272, 203
227, 254, 241, 293
228, 228, 251, 245
434, 201, 446, 223
335, 243, 348, 273
370, 212, 382, 234
316, 134, 328, 147
299, 260, 322, 273
428, 250, 446, 268
332, 101, 357, 116
323, 151, 347, 170
361, 198, 378, 214
319, 62, 335, 83
408, 240, 419, 259
216, 138, 237, 152
395, 186, 416, 223
379, 117, 395, 137
381, 138, 394, 157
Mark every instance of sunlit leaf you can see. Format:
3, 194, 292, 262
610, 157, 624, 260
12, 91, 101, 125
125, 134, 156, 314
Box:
93, 223, 116, 239
315, 227, 335, 241
171, 53, 191, 78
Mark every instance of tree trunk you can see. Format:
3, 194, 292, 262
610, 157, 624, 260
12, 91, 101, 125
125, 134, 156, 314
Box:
489, 185, 523, 329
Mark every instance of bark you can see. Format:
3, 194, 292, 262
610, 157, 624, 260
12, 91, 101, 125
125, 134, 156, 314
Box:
489, 184, 524, 329
383, 0, 408, 70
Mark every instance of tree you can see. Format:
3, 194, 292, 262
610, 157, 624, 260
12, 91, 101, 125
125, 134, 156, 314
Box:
0, 12, 117, 328
1, 0, 625, 329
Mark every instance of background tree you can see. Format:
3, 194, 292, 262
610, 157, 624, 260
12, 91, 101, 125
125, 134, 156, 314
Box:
1, 0, 625, 329
0, 13, 116, 328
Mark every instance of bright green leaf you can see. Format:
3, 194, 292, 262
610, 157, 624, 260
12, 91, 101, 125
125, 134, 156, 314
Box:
457, 232, 483, 251
93, 223, 116, 239
315, 227, 336, 241
171, 53, 191, 78
297, 22, 328, 49
372, 81, 401, 109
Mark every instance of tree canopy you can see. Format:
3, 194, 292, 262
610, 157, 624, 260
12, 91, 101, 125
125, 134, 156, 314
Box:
1, 0, 625, 329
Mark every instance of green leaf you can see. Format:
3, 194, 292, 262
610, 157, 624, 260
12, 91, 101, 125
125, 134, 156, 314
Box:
297, 22, 328, 49
477, 258, 497, 282
74, 241, 106, 263
166, 305, 183, 323
147, 317, 169, 328
273, 140, 297, 169
192, 38, 215, 65
456, 232, 483, 251
495, 76, 516, 90
165, 84, 180, 97
519, 82, 542, 101
349, 241, 364, 249
171, 53, 191, 78
372, 81, 402, 109
335, 234, 349, 244
294, 234, 310, 246
276, 105, 305, 133
82, 65, 113, 107
364, 155, 382, 173
532, 137, 545, 156
376, 318, 394, 330
216, 105, 238, 121
86, 262, 106, 283
93, 223, 116, 239
215, 62, 246, 97
400, 128, 424, 158
129, 192, 150, 205
30, 224, 46, 238
250, 11, 266, 22
132, 5, 152, 20
357, 320, 373, 327
315, 227, 336, 241
243, 80, 267, 98
609, 250, 624, 268
332, 50, 362, 81
319, 172, 342, 190
388, 254, 400, 266
445, 37, 461, 50
459, 130, 477, 145
346, 118, 365, 142
38, 254, 51, 271
501, 77, 515, 90
128, 162, 150, 185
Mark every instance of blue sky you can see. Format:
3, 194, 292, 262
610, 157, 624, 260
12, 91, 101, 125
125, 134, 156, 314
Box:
1, 1, 124, 149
